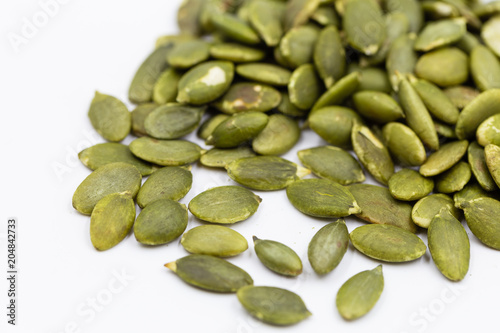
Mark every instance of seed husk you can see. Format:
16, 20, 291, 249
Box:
435, 161, 471, 194
134, 199, 188, 245
414, 18, 466, 52
286, 179, 361, 218
388, 169, 434, 201
428, 209, 470, 281
419, 140, 469, 177
288, 64, 323, 110
308, 219, 349, 275
415, 47, 469, 87
209, 43, 265, 63
386, 33, 417, 91
352, 124, 394, 185
144, 104, 205, 139
297, 146, 365, 185
214, 82, 281, 114
477, 114, 500, 147
236, 63, 292, 86
253, 236, 303, 277
467, 141, 498, 191
226, 156, 310, 191
206, 111, 269, 148
129, 137, 202, 166
382, 122, 427, 166
412, 193, 462, 228
311, 72, 361, 112
136, 166, 192, 208
152, 68, 182, 105
165, 254, 253, 292
189, 186, 261, 224
252, 114, 300, 156
352, 91, 405, 124
482, 15, 500, 58
336, 265, 384, 320
79, 143, 154, 176
88, 92, 131, 142
385, 0, 424, 33
248, 0, 285, 47
279, 24, 320, 68
456, 89, 500, 140
177, 61, 234, 105
454, 182, 500, 209
90, 193, 136, 251
443, 86, 480, 110
181, 225, 248, 257
350, 224, 427, 262
348, 184, 418, 233
462, 197, 500, 250
72, 162, 142, 215
131, 103, 158, 136
211, 13, 260, 45
237, 286, 312, 326
200, 147, 256, 168
314, 25, 345, 87
197, 113, 230, 140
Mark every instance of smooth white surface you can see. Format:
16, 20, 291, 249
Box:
1, 1, 499, 333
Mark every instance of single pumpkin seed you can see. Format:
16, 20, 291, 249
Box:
279, 24, 320, 68
209, 43, 266, 63
467, 141, 498, 191
211, 13, 261, 45
284, 0, 321, 31
456, 89, 500, 140
181, 225, 248, 257
470, 44, 500, 92
385, 0, 424, 33
236, 63, 292, 86
455, 31, 481, 54
131, 103, 157, 136
311, 72, 361, 112
177, 0, 204, 35
382, 122, 427, 166
167, 40, 210, 69
350, 224, 427, 262
336, 265, 384, 320
152, 68, 182, 105
462, 197, 500, 250
485, 144, 500, 188
482, 15, 500, 58
248, 0, 285, 47
314, 25, 345, 88
200, 147, 256, 168
197, 113, 230, 140
415, 47, 469, 87
253, 236, 303, 276
144, 104, 205, 139
420, 140, 469, 177
214, 82, 281, 114
454, 182, 500, 209
288, 64, 323, 110
90, 193, 136, 251
129, 137, 203, 166
435, 161, 471, 193
414, 18, 466, 52
308, 219, 349, 275
477, 114, 500, 147
88, 92, 131, 142
72, 162, 142, 215
165, 254, 253, 292
350, 66, 392, 93
386, 33, 418, 91
352, 91, 405, 124
443, 86, 479, 110
252, 114, 300, 155
311, 3, 340, 27
412, 193, 461, 228
388, 169, 434, 201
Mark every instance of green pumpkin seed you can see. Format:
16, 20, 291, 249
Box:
286, 179, 361, 218
311, 72, 361, 112
236, 63, 292, 87
298, 146, 365, 185
248, 0, 285, 47
136, 166, 192, 208
350, 224, 426, 262
200, 147, 256, 168
443, 86, 479, 110
152, 68, 182, 105
386, 33, 418, 91
470, 45, 500, 92
474, 1, 500, 18
253, 236, 303, 276
189, 186, 261, 224
435, 161, 471, 194
227, 156, 310, 191
289, 64, 323, 110
88, 92, 131, 142
79, 143, 154, 176
311, 3, 340, 27
455, 31, 481, 54
211, 13, 260, 45
206, 111, 269, 148
177, 0, 204, 35
385, 0, 424, 33
197, 113, 230, 140
343, 0, 386, 55
456, 89, 500, 140
309, 106, 363, 148
237, 286, 311, 326
412, 193, 461, 228
348, 184, 418, 233
134, 199, 188, 245
468, 141, 498, 191
442, 0, 481, 30
482, 15, 500, 58
414, 18, 466, 52
144, 104, 204, 139
129, 44, 172, 104
352, 124, 394, 185
388, 169, 434, 201
214, 82, 282, 114
398, 76, 439, 150
428, 209, 470, 281
252, 114, 300, 155
314, 25, 345, 87
336, 265, 384, 320
284, 0, 321, 31
352, 91, 404, 124
410, 78, 460, 125
415, 47, 469, 87
90, 193, 136, 251
308, 220, 349, 275
167, 40, 210, 69
454, 182, 500, 209
181, 225, 248, 257
435, 120, 458, 139
462, 197, 500, 250
277, 92, 308, 117
485, 144, 500, 187
477, 114, 500, 147
155, 34, 196, 49
382, 122, 427, 166
165, 254, 253, 292
131, 103, 157, 136
421, 1, 460, 20
351, 66, 392, 93
129, 137, 202, 166
177, 61, 234, 105
420, 140, 469, 177
72, 162, 142, 215
198, 0, 236, 32
209, 43, 265, 63
279, 24, 320, 68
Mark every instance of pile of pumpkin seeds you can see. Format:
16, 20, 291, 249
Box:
73, 0, 500, 325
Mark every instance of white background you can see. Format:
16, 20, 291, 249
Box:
1, 1, 499, 333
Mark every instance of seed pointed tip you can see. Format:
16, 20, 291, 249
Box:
252, 236, 259, 243
165, 261, 177, 272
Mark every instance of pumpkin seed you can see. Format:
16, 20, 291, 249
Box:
277, 92, 308, 117
434, 120, 458, 139
336, 265, 384, 320
415, 47, 469, 87
211, 13, 261, 45
454, 182, 500, 209
236, 63, 292, 86
131, 103, 157, 136
252, 114, 300, 155
214, 82, 282, 114
350, 66, 392, 93
388, 169, 434, 201
129, 137, 203, 166
485, 144, 500, 188
289, 64, 323, 110
435, 161, 471, 194
386, 33, 418, 91
279, 24, 320, 68
414, 18, 466, 52
443, 86, 480, 110
72, 162, 142, 215
253, 236, 303, 276
200, 147, 256, 168
167, 40, 210, 69
165, 254, 253, 292
385, 0, 424, 33
308, 219, 349, 274
482, 15, 500, 58
462, 197, 500, 250
197, 113, 229, 140
473, 1, 500, 18
311, 4, 340, 27
382, 122, 427, 166
470, 45, 500, 92
209, 43, 266, 63
314, 25, 345, 87
350, 224, 427, 262
410, 78, 459, 125
455, 31, 481, 54
311, 72, 361, 112
412, 193, 461, 228
152, 68, 182, 104
352, 91, 404, 124
477, 114, 500, 147
248, 0, 285, 47
88, 92, 131, 142
421, 1, 460, 20
177, 0, 204, 35
144, 104, 205, 139
181, 225, 248, 257
456, 89, 500, 140
284, 0, 321, 31
420, 140, 468, 177
468, 141, 498, 191
237, 286, 311, 326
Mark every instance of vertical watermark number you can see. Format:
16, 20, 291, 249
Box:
6, 218, 17, 325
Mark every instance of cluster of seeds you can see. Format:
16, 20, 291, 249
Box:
73, 0, 500, 325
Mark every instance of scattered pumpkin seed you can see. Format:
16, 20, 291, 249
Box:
462, 197, 500, 250
454, 181, 500, 209
209, 43, 266, 63
211, 13, 261, 45
388, 169, 434, 201
131, 103, 157, 136
352, 91, 405, 124
181, 225, 248, 257
386, 33, 418, 91
214, 82, 281, 114
435, 161, 471, 194
253, 236, 303, 277
385, 0, 424, 33
88, 92, 131, 142
144, 104, 205, 139
443, 85, 480, 110
152, 68, 182, 105
477, 114, 500, 147
485, 144, 500, 188
248, 0, 285, 47
470, 45, 500, 92
415, 47, 469, 87
311, 72, 361, 112
236, 63, 292, 86
414, 18, 466, 52
314, 25, 345, 87
200, 146, 256, 168
197, 113, 230, 140
252, 114, 300, 155
412, 193, 461, 229
456, 89, 500, 140
308, 219, 349, 275
482, 15, 500, 57
382, 122, 427, 166
468, 141, 498, 191
420, 140, 468, 177
284, 0, 321, 31
129, 137, 203, 166
279, 24, 320, 68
